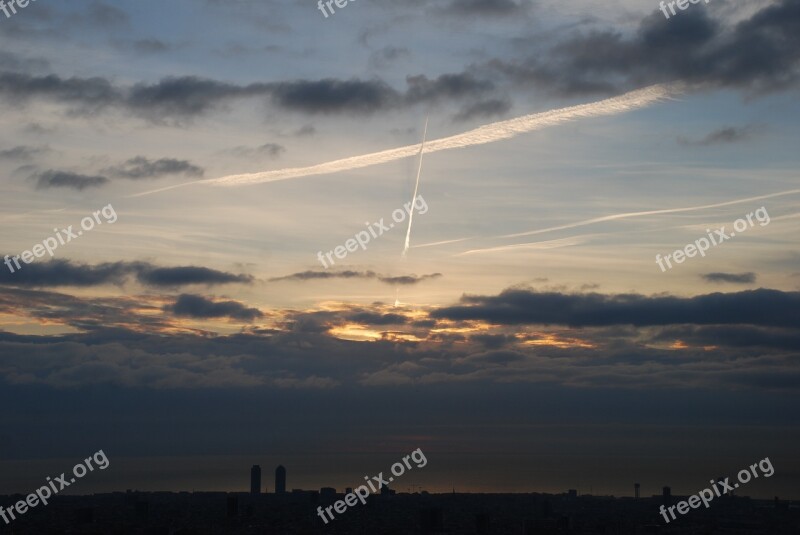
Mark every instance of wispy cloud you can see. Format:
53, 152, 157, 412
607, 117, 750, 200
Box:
0, 145, 49, 160
702, 272, 757, 284
104, 156, 204, 180
678, 124, 763, 146
32, 170, 109, 190
226, 143, 285, 158
0, 259, 253, 288
166, 294, 263, 321
269, 270, 442, 285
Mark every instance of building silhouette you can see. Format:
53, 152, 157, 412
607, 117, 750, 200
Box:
275, 465, 286, 494
226, 495, 238, 518
250, 465, 261, 495
634, 483, 640, 499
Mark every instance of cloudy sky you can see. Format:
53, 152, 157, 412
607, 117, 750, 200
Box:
1, 0, 799, 498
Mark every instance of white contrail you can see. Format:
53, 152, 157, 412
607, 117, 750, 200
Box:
402, 117, 428, 258
419, 187, 800, 255
457, 235, 591, 256
128, 83, 680, 198
208, 84, 677, 187
499, 187, 800, 239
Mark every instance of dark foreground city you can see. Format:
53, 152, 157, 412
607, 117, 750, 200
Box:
1, 490, 797, 535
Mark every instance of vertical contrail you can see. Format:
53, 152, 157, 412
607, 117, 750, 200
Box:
402, 117, 428, 258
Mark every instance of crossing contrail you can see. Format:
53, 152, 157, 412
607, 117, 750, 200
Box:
129, 83, 681, 197
403, 117, 428, 258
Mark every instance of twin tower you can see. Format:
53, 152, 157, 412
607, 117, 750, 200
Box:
250, 465, 285, 494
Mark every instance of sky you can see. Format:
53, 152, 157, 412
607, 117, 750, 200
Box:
0, 0, 799, 499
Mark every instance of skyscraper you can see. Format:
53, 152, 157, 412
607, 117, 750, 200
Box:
275, 465, 286, 494
250, 465, 261, 495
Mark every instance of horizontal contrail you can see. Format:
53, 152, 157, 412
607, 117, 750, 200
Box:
435, 187, 800, 256
457, 236, 592, 256
129, 84, 680, 198
499, 187, 800, 239
208, 84, 679, 187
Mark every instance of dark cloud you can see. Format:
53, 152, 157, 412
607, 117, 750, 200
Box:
701, 272, 757, 284
347, 312, 408, 325
378, 273, 442, 285
0, 71, 121, 112
268, 78, 398, 114
0, 1, 792, 130
2, 285, 800, 393
0, 69, 498, 120
270, 270, 378, 282
678, 125, 762, 146
269, 270, 441, 285
133, 39, 173, 54
405, 73, 494, 105
453, 98, 511, 121
0, 145, 49, 160
0, 286, 173, 333
136, 266, 253, 287
104, 156, 204, 180
252, 143, 285, 157
227, 143, 285, 158
470, 333, 514, 349
167, 294, 263, 321
125, 76, 259, 118
0, 259, 252, 288
0, 260, 131, 287
488, 0, 800, 95
32, 170, 109, 190
432, 288, 800, 328
459, 349, 526, 365
651, 325, 800, 351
